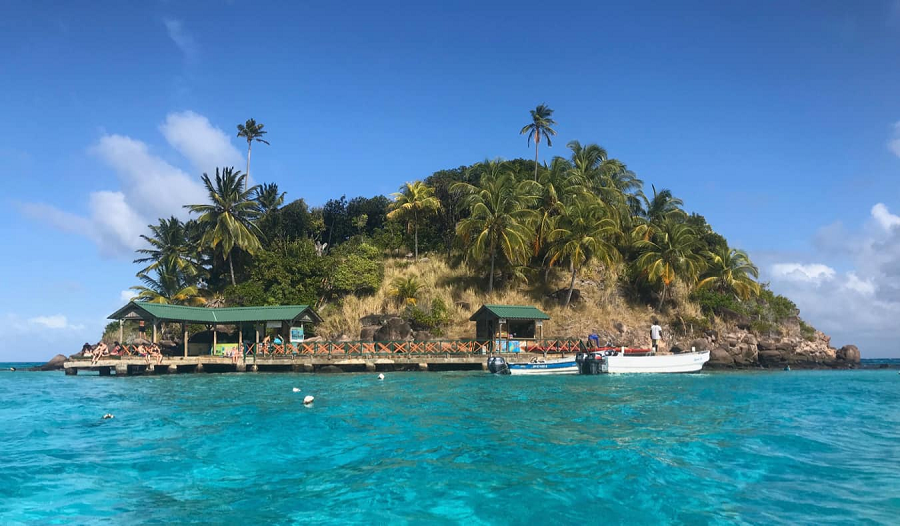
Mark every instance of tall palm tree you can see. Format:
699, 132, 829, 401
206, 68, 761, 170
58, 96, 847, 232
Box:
635, 220, 706, 309
131, 265, 206, 306
520, 104, 557, 181
453, 161, 539, 292
133, 216, 200, 277
236, 118, 270, 181
545, 198, 620, 307
254, 182, 286, 216
185, 167, 262, 286
632, 185, 686, 241
697, 247, 760, 300
532, 156, 586, 258
386, 181, 441, 261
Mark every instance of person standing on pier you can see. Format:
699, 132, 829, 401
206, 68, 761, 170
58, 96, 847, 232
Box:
650, 320, 662, 354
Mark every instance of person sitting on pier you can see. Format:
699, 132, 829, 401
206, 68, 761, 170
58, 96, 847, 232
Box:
110, 342, 123, 356
146, 343, 163, 365
91, 341, 109, 365
81, 342, 94, 357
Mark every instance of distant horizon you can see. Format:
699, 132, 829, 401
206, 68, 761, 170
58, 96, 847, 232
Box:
2, 1, 899, 359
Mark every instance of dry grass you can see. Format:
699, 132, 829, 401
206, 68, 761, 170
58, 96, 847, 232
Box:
318, 254, 679, 340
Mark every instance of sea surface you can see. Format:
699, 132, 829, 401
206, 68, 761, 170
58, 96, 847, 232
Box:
0, 366, 898, 525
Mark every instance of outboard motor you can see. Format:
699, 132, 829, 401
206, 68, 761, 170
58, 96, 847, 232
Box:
487, 356, 510, 375
578, 352, 607, 375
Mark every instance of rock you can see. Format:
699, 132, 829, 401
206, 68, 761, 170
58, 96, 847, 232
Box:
758, 349, 785, 365
360, 314, 388, 327
705, 329, 719, 342
689, 338, 708, 352
413, 330, 432, 341
758, 340, 778, 351
836, 345, 861, 363
669, 344, 685, 354
614, 322, 628, 334
31, 354, 67, 371
709, 347, 735, 367
317, 365, 344, 374
374, 317, 412, 341
741, 334, 758, 346
359, 327, 378, 342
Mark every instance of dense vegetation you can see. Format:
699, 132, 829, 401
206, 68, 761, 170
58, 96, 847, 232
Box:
127, 109, 804, 339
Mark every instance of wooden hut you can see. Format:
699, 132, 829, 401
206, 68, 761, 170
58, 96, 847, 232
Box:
469, 304, 550, 352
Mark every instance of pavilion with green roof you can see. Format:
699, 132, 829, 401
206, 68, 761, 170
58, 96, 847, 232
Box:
108, 302, 322, 356
469, 304, 550, 346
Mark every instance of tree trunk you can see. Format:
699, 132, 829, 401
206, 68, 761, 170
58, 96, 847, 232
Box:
228, 253, 236, 287
534, 133, 540, 181
565, 263, 577, 308
658, 282, 667, 311
246, 142, 252, 182
488, 249, 496, 293
414, 211, 419, 261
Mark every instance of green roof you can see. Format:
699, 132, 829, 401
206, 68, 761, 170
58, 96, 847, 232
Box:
469, 304, 550, 321
108, 302, 322, 324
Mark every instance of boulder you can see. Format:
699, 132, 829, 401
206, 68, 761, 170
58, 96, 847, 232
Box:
708, 347, 734, 367
689, 338, 709, 352
614, 322, 628, 335
757, 340, 778, 351
547, 288, 581, 305
360, 314, 388, 327
413, 330, 433, 341
758, 349, 785, 365
33, 354, 67, 371
359, 327, 378, 342
374, 317, 413, 341
836, 345, 861, 363
304, 336, 323, 343
741, 334, 758, 347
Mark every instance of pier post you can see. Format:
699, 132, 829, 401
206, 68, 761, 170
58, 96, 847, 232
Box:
115, 363, 128, 376
146, 364, 155, 375
250, 364, 258, 372
418, 363, 429, 371
212, 325, 217, 355
167, 364, 178, 374
481, 362, 489, 371
183, 323, 188, 357
195, 363, 204, 373
65, 367, 77, 376
236, 363, 247, 373
302, 364, 314, 373
119, 320, 124, 345
365, 363, 376, 372
99, 367, 111, 376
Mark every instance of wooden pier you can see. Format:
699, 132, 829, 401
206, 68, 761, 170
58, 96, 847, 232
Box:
63, 354, 492, 376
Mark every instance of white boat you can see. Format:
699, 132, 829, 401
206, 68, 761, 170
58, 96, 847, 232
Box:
487, 356, 580, 375
487, 350, 709, 375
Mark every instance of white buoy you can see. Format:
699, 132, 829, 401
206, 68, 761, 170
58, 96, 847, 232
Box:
303, 395, 314, 405
292, 387, 301, 392
102, 413, 114, 419
378, 373, 385, 380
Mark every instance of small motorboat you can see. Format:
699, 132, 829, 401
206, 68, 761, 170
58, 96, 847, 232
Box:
487, 348, 710, 375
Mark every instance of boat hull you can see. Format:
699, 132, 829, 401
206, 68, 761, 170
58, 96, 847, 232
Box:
604, 351, 709, 373
507, 359, 579, 375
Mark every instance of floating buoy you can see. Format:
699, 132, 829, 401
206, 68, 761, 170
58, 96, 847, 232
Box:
102, 413, 114, 419
9, 367, 15, 372
292, 387, 301, 392
378, 373, 385, 380
303, 395, 314, 405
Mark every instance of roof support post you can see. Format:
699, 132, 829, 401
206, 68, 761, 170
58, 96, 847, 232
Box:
238, 323, 243, 350
183, 322, 188, 357
119, 320, 124, 344
152, 321, 158, 344
212, 323, 217, 355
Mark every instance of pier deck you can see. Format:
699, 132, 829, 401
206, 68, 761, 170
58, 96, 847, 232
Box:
63, 354, 492, 375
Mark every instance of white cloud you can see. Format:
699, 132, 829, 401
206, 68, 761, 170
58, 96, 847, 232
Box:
160, 111, 243, 175
770, 263, 836, 284
120, 290, 137, 303
842, 272, 876, 296
871, 203, 900, 231
164, 18, 198, 61
28, 315, 85, 331
19, 111, 239, 258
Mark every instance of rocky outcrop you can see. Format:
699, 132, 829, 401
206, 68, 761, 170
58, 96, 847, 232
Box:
836, 345, 861, 364
703, 328, 858, 369
371, 316, 413, 341
30, 354, 67, 371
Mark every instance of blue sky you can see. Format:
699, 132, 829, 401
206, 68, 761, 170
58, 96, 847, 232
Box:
1, 1, 899, 359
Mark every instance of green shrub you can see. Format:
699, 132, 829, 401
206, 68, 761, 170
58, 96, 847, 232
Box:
405, 298, 451, 336
749, 320, 779, 336
327, 242, 384, 296
690, 289, 745, 316
799, 320, 816, 342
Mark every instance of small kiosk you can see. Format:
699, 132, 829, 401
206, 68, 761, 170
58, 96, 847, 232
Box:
469, 304, 550, 353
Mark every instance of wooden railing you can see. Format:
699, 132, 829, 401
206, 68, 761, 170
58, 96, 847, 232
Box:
244, 340, 493, 357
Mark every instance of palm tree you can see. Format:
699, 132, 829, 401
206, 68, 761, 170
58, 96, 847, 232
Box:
389, 276, 424, 306
131, 265, 206, 306
635, 220, 706, 309
254, 182, 286, 216
532, 156, 585, 258
185, 167, 262, 286
697, 247, 760, 300
236, 118, 270, 181
545, 198, 620, 307
520, 104, 557, 181
133, 216, 200, 277
386, 181, 441, 261
632, 185, 686, 241
453, 161, 539, 292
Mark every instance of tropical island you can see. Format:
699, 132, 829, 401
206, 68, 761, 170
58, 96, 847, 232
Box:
92, 107, 860, 370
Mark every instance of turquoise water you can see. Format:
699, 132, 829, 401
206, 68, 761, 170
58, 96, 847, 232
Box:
1, 368, 898, 525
